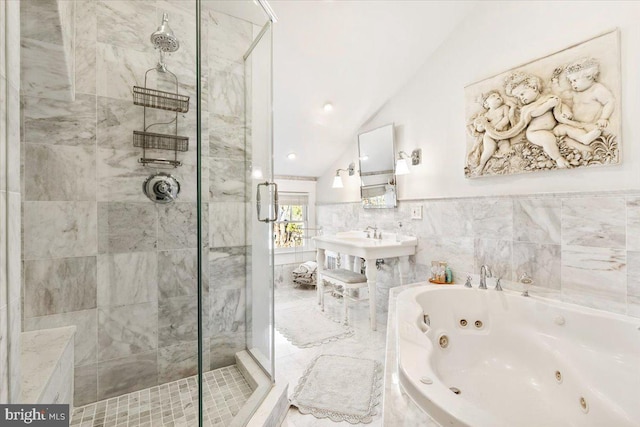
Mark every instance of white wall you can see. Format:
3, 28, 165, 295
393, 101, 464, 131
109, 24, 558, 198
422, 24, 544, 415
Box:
317, 1, 640, 203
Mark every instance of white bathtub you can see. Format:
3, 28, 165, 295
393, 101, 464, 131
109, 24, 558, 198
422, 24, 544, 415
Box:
396, 285, 640, 427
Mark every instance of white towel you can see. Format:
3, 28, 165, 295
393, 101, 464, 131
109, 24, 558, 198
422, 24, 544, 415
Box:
293, 261, 317, 275
302, 261, 317, 272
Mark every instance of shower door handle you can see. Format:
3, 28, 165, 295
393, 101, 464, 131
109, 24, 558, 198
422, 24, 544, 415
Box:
256, 181, 278, 223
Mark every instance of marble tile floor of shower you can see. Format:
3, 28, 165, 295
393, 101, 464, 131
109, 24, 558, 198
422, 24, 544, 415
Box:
276, 284, 388, 427
70, 365, 252, 427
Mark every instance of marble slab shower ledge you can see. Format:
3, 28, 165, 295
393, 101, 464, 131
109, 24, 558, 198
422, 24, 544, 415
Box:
21, 326, 76, 404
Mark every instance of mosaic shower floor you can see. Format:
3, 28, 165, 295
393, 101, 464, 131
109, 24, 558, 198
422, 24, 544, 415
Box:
70, 365, 253, 427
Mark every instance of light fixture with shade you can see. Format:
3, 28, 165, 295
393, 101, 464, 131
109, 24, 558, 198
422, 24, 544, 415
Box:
395, 158, 410, 175
332, 162, 355, 189
332, 172, 344, 189
395, 149, 422, 175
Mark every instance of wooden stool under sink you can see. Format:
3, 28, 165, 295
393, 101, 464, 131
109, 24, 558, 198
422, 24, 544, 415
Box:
319, 268, 369, 326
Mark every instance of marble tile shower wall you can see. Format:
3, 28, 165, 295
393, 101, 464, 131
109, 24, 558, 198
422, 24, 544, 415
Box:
317, 191, 640, 319
20, 0, 251, 406
1, 0, 22, 404
20, 0, 75, 101
206, 7, 253, 371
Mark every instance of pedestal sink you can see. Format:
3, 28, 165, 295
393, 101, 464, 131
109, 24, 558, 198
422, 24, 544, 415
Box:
313, 231, 418, 330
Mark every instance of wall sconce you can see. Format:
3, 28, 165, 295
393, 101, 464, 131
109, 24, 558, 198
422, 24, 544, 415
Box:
395, 149, 421, 175
332, 162, 355, 188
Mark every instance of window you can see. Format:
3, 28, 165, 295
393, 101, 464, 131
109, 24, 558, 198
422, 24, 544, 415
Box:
274, 192, 308, 249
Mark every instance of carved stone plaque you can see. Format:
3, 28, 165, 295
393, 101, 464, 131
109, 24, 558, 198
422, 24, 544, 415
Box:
464, 30, 620, 178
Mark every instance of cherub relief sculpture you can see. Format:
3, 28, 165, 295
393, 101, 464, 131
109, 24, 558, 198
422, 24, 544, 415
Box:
465, 56, 618, 178
551, 58, 615, 150
467, 91, 517, 174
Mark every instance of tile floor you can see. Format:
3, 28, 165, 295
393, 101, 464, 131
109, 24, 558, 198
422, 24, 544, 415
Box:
71, 281, 386, 427
70, 366, 253, 427
276, 283, 387, 427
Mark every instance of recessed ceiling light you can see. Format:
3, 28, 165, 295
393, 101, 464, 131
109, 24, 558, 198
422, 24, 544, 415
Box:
287, 152, 297, 160
359, 155, 369, 161
323, 103, 333, 112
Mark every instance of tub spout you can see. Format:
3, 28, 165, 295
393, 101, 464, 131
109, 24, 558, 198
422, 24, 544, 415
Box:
479, 265, 492, 289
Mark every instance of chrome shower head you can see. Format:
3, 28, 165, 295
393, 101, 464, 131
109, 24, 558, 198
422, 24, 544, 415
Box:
150, 13, 179, 53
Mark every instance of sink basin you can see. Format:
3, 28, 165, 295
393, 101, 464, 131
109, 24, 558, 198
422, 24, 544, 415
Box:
313, 230, 417, 259
334, 231, 416, 246
313, 230, 418, 332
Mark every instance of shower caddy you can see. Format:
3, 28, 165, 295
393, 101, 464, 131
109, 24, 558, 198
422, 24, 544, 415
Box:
132, 64, 190, 167
135, 12, 188, 204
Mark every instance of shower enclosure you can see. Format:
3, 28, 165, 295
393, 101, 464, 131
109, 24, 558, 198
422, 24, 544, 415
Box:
3, 0, 278, 425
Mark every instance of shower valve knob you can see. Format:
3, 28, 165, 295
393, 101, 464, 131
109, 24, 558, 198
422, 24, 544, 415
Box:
143, 173, 180, 204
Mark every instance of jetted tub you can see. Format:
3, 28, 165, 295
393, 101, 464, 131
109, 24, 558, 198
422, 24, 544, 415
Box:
396, 285, 640, 427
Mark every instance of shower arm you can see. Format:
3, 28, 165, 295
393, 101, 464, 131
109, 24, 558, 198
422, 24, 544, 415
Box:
157, 50, 168, 73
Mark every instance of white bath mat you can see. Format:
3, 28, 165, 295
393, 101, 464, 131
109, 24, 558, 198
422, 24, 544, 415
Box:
276, 306, 353, 348
291, 354, 383, 424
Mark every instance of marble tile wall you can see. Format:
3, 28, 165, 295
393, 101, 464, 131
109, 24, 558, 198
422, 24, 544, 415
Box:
20, 0, 253, 406
206, 7, 252, 372
1, 0, 22, 404
20, 0, 75, 101
317, 191, 640, 318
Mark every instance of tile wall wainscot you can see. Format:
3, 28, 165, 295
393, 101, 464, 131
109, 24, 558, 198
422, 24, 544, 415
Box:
19, 0, 252, 405
274, 263, 300, 289
317, 190, 640, 319
1, 0, 22, 404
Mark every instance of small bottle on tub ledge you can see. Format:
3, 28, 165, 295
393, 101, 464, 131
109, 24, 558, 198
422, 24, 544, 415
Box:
429, 261, 453, 284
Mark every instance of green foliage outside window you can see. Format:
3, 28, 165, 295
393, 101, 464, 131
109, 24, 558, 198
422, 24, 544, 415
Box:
274, 204, 306, 248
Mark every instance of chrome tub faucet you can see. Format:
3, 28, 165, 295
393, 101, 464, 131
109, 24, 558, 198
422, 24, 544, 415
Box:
479, 265, 492, 289
465, 276, 472, 288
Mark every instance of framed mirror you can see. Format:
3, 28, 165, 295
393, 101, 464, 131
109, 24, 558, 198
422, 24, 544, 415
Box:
358, 123, 396, 208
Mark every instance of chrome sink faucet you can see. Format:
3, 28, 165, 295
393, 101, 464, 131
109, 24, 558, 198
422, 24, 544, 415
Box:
364, 225, 378, 239
479, 265, 492, 289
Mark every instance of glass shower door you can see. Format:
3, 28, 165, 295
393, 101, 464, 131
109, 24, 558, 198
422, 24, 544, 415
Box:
245, 20, 275, 381
198, 1, 276, 425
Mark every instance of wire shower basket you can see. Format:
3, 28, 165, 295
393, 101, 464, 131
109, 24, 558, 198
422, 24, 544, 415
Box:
132, 65, 190, 167
133, 86, 189, 113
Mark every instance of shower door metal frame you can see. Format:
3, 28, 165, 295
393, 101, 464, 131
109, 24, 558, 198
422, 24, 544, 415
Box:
195, 2, 204, 427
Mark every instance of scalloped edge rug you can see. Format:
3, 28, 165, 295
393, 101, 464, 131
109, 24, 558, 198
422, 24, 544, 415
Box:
276, 306, 353, 348
291, 354, 383, 424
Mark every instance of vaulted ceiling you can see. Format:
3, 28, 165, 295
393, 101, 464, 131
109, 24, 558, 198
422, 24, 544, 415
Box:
270, 0, 478, 177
